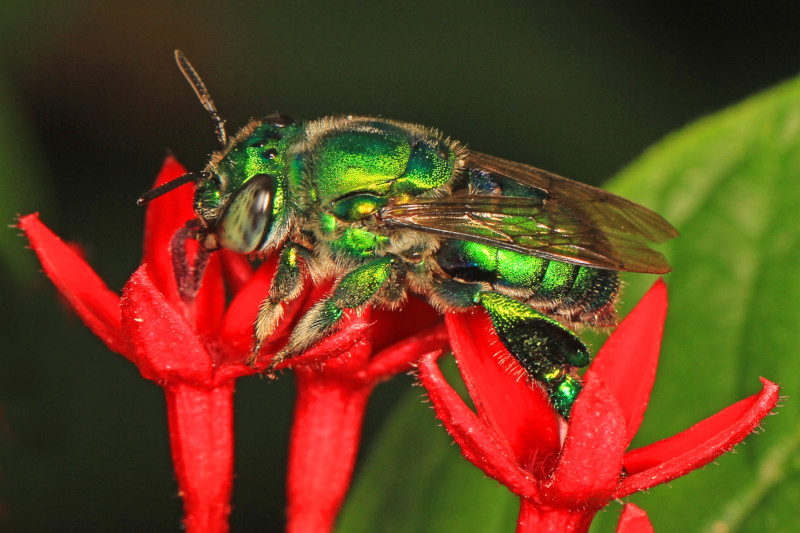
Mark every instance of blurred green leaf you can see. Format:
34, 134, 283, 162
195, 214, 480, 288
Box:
339, 74, 800, 532
0, 68, 51, 282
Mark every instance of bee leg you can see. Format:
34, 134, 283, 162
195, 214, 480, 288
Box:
269, 256, 398, 370
429, 280, 587, 418
474, 291, 588, 418
249, 244, 309, 366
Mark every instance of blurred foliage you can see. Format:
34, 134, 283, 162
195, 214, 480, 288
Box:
1, 1, 800, 531
0, 70, 50, 281
340, 71, 800, 533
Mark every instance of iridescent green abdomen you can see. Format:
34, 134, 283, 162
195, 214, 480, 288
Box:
430, 165, 620, 325
435, 239, 619, 323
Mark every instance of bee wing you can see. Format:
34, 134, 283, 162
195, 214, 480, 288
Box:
380, 151, 678, 273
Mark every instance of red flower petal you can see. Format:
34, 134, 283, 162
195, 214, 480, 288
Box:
418, 352, 538, 498
366, 323, 449, 382
219, 258, 281, 354
543, 377, 626, 508
141, 156, 196, 303
616, 378, 779, 498
369, 296, 442, 351
446, 311, 561, 468
219, 250, 255, 294
616, 504, 654, 533
585, 280, 667, 446
192, 253, 226, 339
19, 213, 126, 355
121, 266, 213, 384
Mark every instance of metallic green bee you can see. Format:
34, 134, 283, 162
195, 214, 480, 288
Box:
140, 51, 677, 418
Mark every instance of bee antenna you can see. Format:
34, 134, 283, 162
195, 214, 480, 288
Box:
174, 50, 228, 147
137, 172, 199, 206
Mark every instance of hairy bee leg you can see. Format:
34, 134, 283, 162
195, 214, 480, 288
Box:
476, 291, 587, 418
476, 292, 590, 367
431, 279, 586, 418
249, 244, 309, 366
270, 256, 397, 369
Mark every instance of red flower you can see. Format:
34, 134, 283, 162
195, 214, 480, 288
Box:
419, 280, 779, 532
616, 504, 654, 533
20, 157, 448, 533
285, 298, 447, 533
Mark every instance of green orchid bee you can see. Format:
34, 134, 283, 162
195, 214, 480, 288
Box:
140, 51, 677, 418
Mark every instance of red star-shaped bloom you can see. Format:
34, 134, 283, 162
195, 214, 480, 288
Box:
20, 157, 448, 533
419, 280, 779, 532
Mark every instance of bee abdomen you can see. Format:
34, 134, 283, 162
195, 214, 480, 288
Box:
544, 265, 619, 326
435, 239, 619, 325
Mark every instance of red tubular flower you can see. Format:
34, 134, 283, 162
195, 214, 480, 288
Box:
616, 504, 654, 533
419, 280, 779, 533
285, 298, 447, 533
20, 156, 449, 532
20, 157, 272, 532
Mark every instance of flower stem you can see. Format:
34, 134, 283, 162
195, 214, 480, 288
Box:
516, 499, 595, 533
286, 368, 371, 533
165, 382, 235, 533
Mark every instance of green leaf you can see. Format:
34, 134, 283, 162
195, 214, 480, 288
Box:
595, 73, 800, 532
339, 74, 800, 532
0, 68, 52, 283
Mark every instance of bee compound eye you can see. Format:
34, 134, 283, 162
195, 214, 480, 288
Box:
214, 174, 276, 253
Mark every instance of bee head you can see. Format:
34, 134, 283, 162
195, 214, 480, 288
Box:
193, 115, 297, 253
137, 52, 297, 254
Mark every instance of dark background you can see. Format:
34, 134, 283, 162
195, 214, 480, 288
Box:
1, 1, 799, 531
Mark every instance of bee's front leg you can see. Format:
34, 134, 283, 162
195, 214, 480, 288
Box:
270, 256, 399, 370
249, 244, 310, 365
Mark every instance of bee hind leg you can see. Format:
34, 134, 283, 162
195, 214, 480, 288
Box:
477, 291, 588, 418
432, 280, 587, 419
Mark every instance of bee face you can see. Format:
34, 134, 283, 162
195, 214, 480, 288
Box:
194, 116, 299, 253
